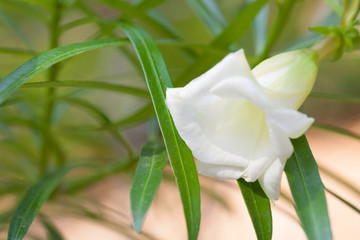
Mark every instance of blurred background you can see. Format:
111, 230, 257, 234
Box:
0, 0, 359, 239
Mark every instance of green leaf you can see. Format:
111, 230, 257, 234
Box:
96, 0, 178, 38
0, 8, 33, 49
59, 97, 133, 156
175, 0, 268, 87
309, 26, 333, 35
248, 0, 269, 55
237, 179, 272, 240
21, 80, 150, 99
0, 38, 129, 104
309, 91, 360, 103
212, 0, 268, 48
130, 141, 167, 232
63, 158, 136, 193
117, 21, 201, 240
285, 135, 332, 240
186, 0, 227, 36
40, 217, 64, 240
313, 123, 360, 141
0, 47, 37, 57
7, 168, 71, 240
115, 102, 155, 127
325, 188, 360, 214
256, 0, 296, 63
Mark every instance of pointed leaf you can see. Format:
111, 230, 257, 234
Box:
40, 217, 64, 240
285, 135, 332, 240
237, 179, 272, 240
186, 0, 227, 36
7, 168, 71, 240
117, 21, 201, 240
175, 0, 269, 87
131, 141, 167, 232
0, 38, 129, 104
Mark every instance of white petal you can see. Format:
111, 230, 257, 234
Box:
210, 77, 271, 110
242, 157, 273, 182
266, 118, 294, 161
267, 108, 314, 138
262, 89, 308, 110
258, 158, 285, 201
166, 87, 251, 167
252, 50, 318, 110
197, 160, 246, 180
180, 49, 254, 100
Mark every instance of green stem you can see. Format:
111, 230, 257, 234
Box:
310, 34, 341, 61
40, 0, 64, 175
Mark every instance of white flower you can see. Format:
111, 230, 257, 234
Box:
166, 49, 318, 201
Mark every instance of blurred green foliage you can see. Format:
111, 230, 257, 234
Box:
0, 0, 359, 239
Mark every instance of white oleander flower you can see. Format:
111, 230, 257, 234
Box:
166, 49, 318, 201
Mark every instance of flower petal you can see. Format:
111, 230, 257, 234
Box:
180, 49, 254, 100
242, 156, 273, 182
210, 77, 271, 110
258, 158, 285, 201
166, 87, 251, 167
197, 160, 246, 180
252, 49, 318, 110
267, 108, 314, 138
266, 118, 294, 161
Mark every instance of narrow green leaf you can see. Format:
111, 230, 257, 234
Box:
309, 91, 360, 103
325, 188, 360, 214
237, 179, 272, 240
0, 0, 49, 23
313, 123, 360, 140
0, 8, 33, 49
248, 0, 269, 55
285, 135, 332, 240
256, 0, 296, 63
40, 217, 64, 240
186, 0, 227, 36
0, 38, 129, 104
175, 0, 268, 87
115, 102, 155, 127
59, 97, 133, 156
21, 80, 150, 99
136, 0, 166, 10
131, 141, 167, 232
96, 0, 178, 38
0, 47, 37, 57
117, 21, 201, 240
63, 157, 136, 193
7, 168, 71, 240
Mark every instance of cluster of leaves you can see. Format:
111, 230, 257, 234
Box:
0, 0, 359, 240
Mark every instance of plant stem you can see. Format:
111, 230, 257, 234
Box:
310, 34, 341, 62
40, 0, 64, 175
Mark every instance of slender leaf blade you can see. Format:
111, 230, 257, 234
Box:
0, 8, 33, 49
7, 168, 71, 240
40, 217, 64, 240
21, 80, 150, 99
285, 135, 332, 240
0, 38, 129, 104
186, 0, 227, 36
130, 141, 167, 232
237, 179, 272, 240
118, 21, 201, 240
175, 0, 268, 87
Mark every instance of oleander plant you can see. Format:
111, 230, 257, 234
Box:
0, 0, 359, 239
